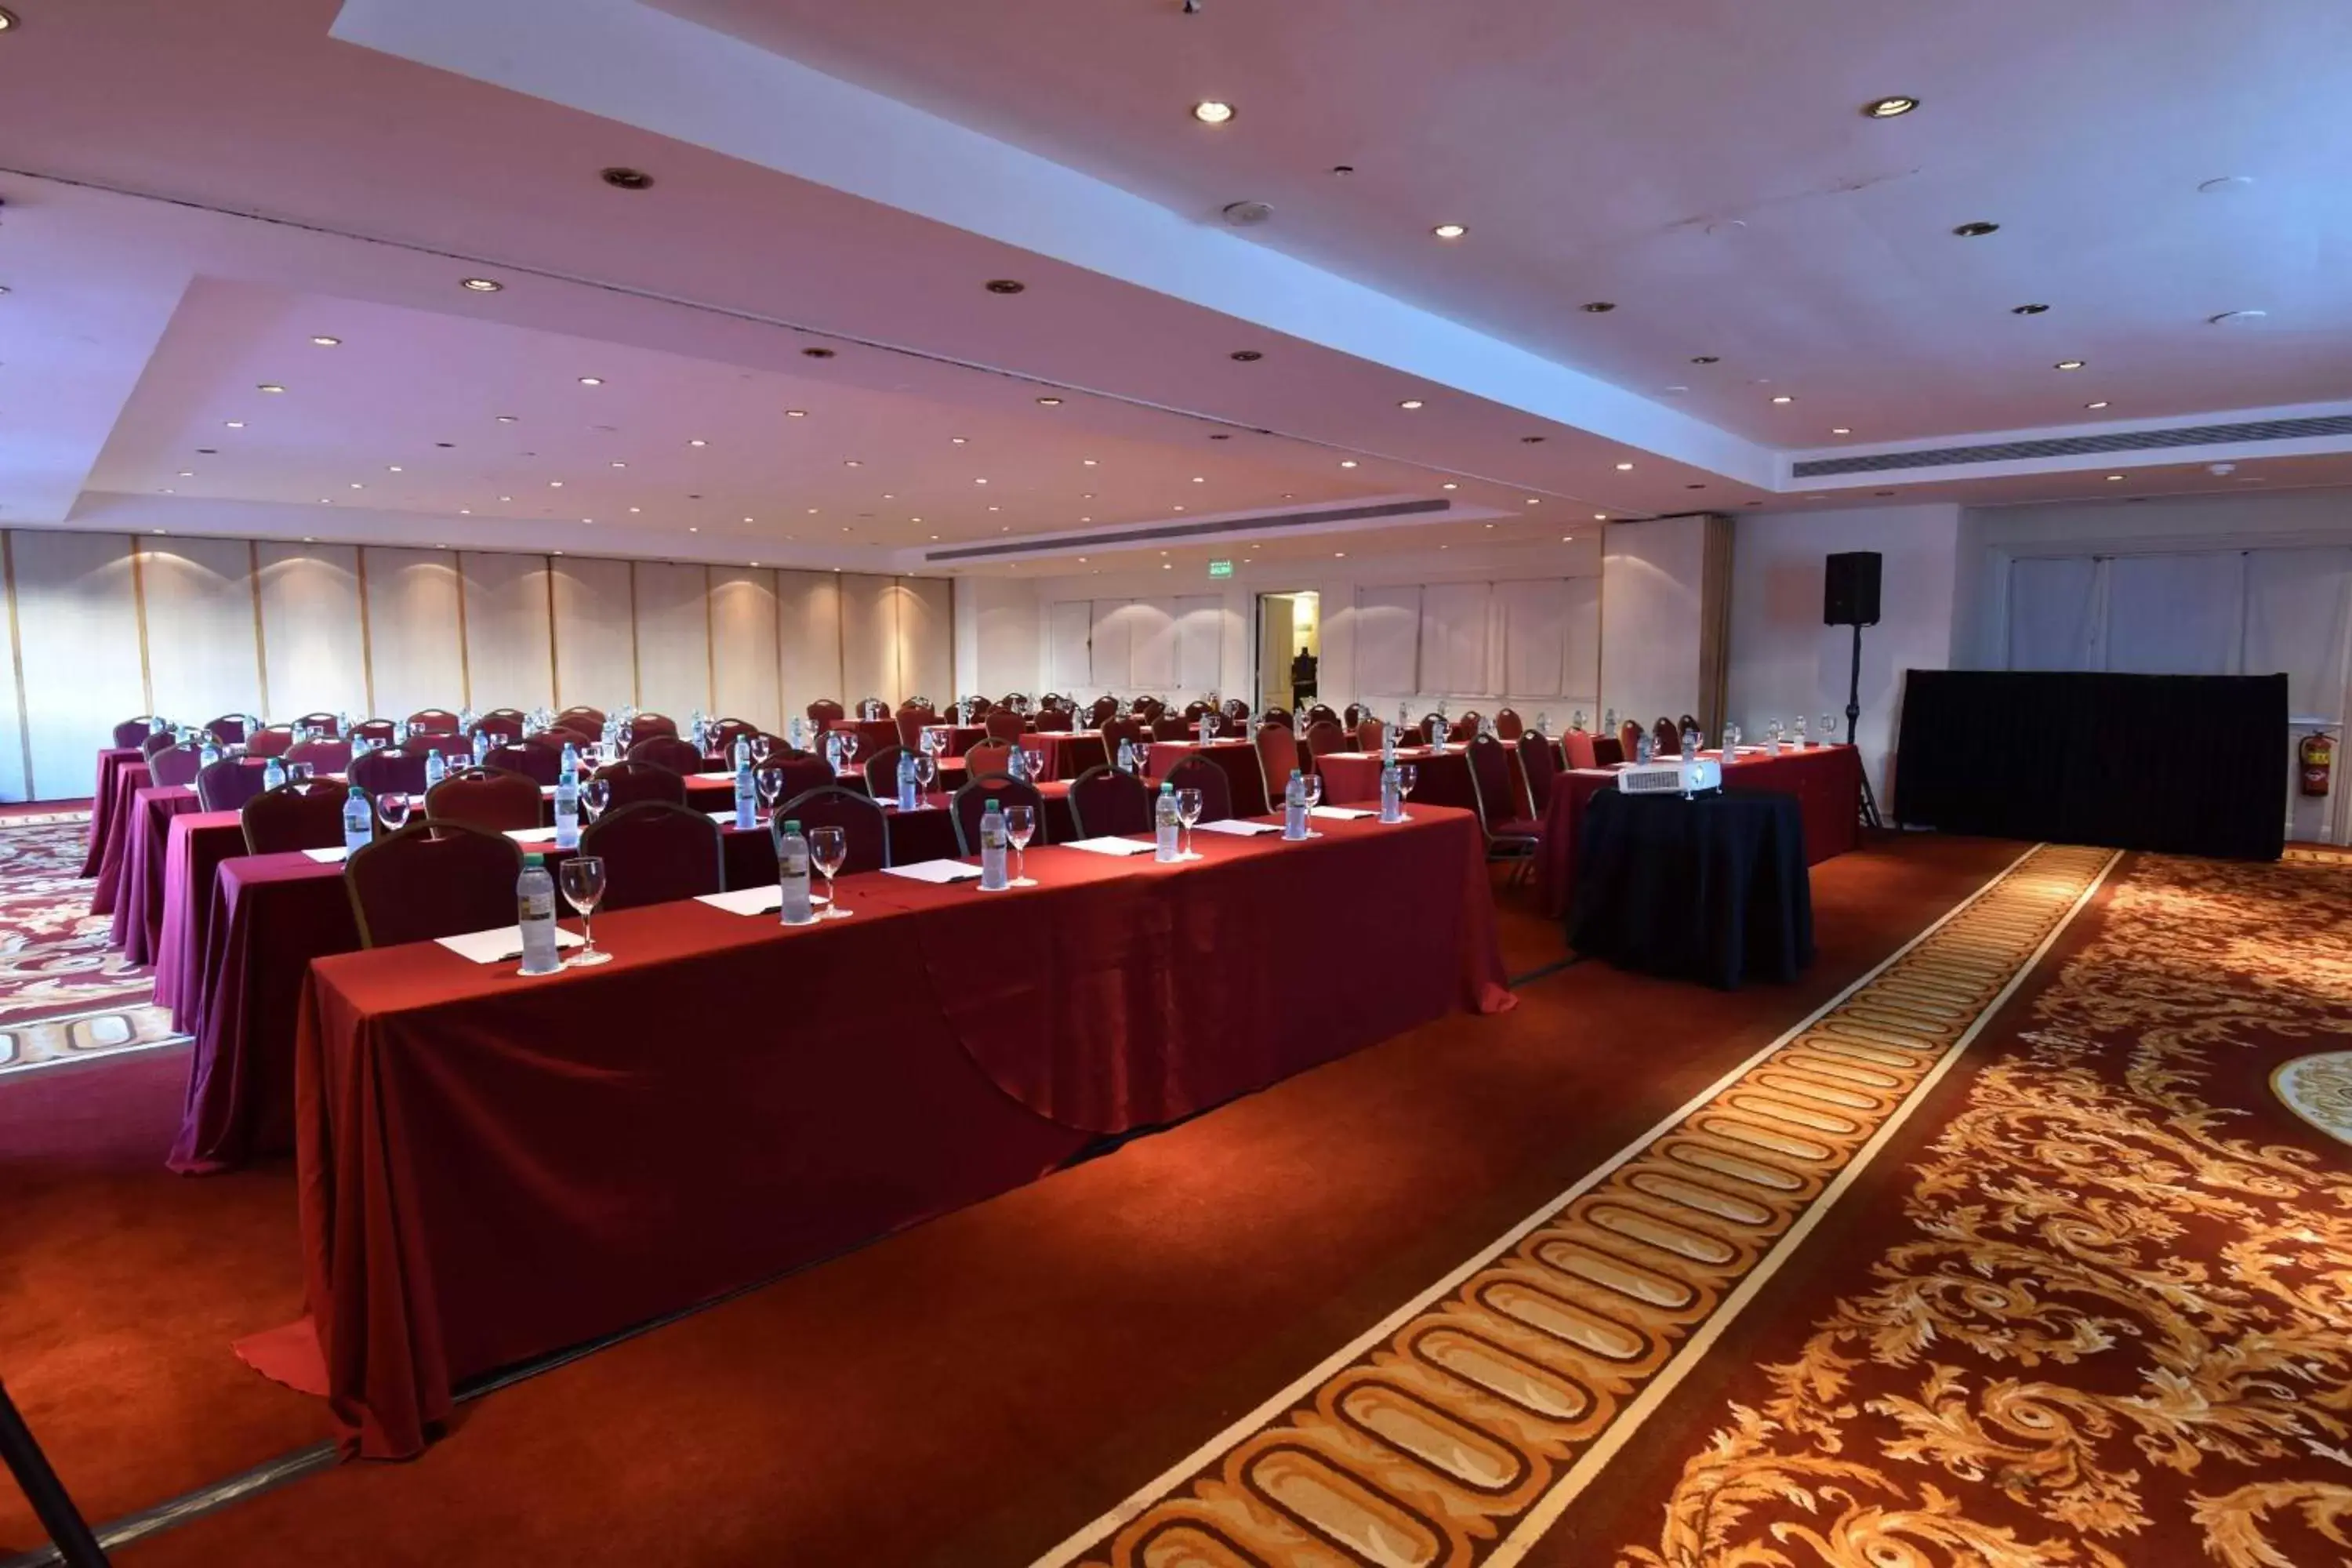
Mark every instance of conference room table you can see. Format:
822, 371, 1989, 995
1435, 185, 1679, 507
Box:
1021, 728, 1111, 782
920, 723, 987, 757
168, 783, 1081, 1174
111, 783, 209, 964
1144, 737, 1272, 815
85, 745, 147, 876
1313, 746, 1482, 814
86, 757, 158, 915
240, 804, 1511, 1458
1534, 743, 1864, 919
822, 717, 901, 755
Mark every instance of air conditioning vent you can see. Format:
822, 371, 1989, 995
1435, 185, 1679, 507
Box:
925, 498, 1448, 563
1793, 414, 2352, 477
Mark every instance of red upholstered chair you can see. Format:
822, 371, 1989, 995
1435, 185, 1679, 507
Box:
241, 779, 350, 854
1306, 703, 1340, 728
1563, 729, 1599, 771
1341, 703, 1365, 730
291, 711, 342, 737
472, 711, 526, 742
1132, 696, 1166, 723
1494, 707, 1525, 740
965, 739, 1013, 779
148, 743, 202, 788
630, 712, 681, 740
285, 737, 353, 774
141, 728, 180, 759
1653, 717, 1680, 758
205, 713, 259, 745
1465, 733, 1541, 874
1617, 718, 1645, 761
806, 699, 845, 728
528, 728, 583, 752
579, 800, 724, 910
1183, 700, 1212, 721
244, 725, 297, 758
1031, 707, 1073, 733
1448, 711, 1483, 743
350, 718, 398, 745
952, 775, 1045, 855
855, 697, 889, 720
966, 695, 995, 719
1085, 696, 1120, 728
996, 692, 1029, 717
1068, 764, 1152, 839
487, 740, 562, 786
628, 734, 705, 775
748, 732, 798, 761
1099, 717, 1148, 760
1250, 721, 1298, 814
984, 709, 1027, 744
593, 758, 688, 810
1518, 732, 1563, 816
757, 755, 834, 804
1223, 697, 1253, 724
777, 786, 891, 874
1355, 719, 1386, 753
345, 821, 524, 949
1152, 716, 1192, 741
196, 756, 274, 813
348, 745, 431, 798
113, 717, 164, 748
410, 730, 474, 759
861, 744, 909, 797
407, 708, 461, 735
1258, 706, 1294, 731
892, 707, 938, 750
425, 768, 541, 834
1162, 753, 1233, 824
554, 706, 605, 736
1304, 720, 1350, 766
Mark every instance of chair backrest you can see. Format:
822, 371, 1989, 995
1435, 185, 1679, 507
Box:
285, 737, 353, 773
149, 743, 202, 788
966, 739, 1013, 778
1163, 754, 1234, 824
1563, 729, 1599, 770
1258, 706, 1293, 731
205, 713, 258, 745
1182, 699, 1211, 720
1617, 719, 1645, 760
196, 755, 274, 812
630, 711, 681, 740
242, 779, 350, 855
1031, 707, 1073, 733
554, 706, 605, 735
407, 708, 461, 734
425, 768, 542, 833
1341, 703, 1365, 730
862, 744, 909, 797
1518, 733, 1561, 816
345, 821, 524, 949
593, 758, 688, 810
1465, 732, 1528, 838
966, 695, 995, 719
1420, 713, 1448, 746
291, 711, 342, 735
1652, 717, 1680, 758
856, 697, 889, 720
1448, 710, 1482, 742
141, 728, 179, 758
1494, 707, 1524, 739
1086, 696, 1120, 728
1068, 764, 1152, 839
579, 800, 724, 910
471, 713, 525, 742
1251, 721, 1298, 811
244, 725, 298, 758
113, 717, 163, 749
1305, 703, 1340, 727
893, 708, 937, 750
1355, 719, 1385, 753
347, 745, 431, 798
951, 774, 1046, 855
1304, 720, 1349, 761
996, 692, 1029, 716
628, 734, 705, 774
1677, 713, 1699, 734
486, 740, 562, 785
1151, 716, 1192, 742
410, 730, 475, 759
1132, 696, 1165, 722
757, 756, 834, 805
1099, 717, 1148, 757
777, 786, 892, 874
983, 709, 1027, 743
1223, 697, 1253, 723
350, 718, 398, 743
807, 699, 845, 727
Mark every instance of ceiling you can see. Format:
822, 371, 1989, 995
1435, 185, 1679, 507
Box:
0, 0, 2346, 574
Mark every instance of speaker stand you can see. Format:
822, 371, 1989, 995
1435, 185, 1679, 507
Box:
1846, 622, 1884, 830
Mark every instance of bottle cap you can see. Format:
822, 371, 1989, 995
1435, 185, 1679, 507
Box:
782, 818, 800, 833
524, 852, 544, 866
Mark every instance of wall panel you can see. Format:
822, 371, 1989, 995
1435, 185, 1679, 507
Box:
839, 572, 898, 705
362, 548, 465, 721
897, 576, 953, 703
459, 552, 555, 715
1046, 599, 1092, 691
550, 555, 636, 712
140, 537, 265, 727
632, 561, 712, 720
1353, 585, 1419, 697
778, 570, 844, 722
1420, 582, 1494, 695
1175, 595, 1223, 694
12, 531, 144, 802
1089, 599, 1135, 688
256, 543, 368, 721
1129, 597, 1178, 690
710, 568, 782, 728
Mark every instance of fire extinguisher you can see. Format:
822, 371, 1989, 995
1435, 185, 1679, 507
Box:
2301, 730, 2335, 797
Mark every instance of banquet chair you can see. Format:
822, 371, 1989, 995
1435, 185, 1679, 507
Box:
292, 711, 343, 737
406, 708, 462, 734
205, 713, 260, 745
285, 737, 353, 774
1494, 707, 1525, 740
1518, 732, 1563, 816
196, 756, 274, 813
965, 740, 1014, 778
628, 734, 705, 775
148, 743, 202, 788
345, 821, 524, 949
966, 695, 994, 719
554, 706, 605, 737
1039, 691, 1066, 714
1258, 706, 1294, 731
996, 692, 1029, 716
486, 740, 562, 786
951, 775, 1045, 855
472, 710, 527, 742
757, 755, 835, 804
348, 745, 431, 798
528, 728, 585, 753
113, 717, 165, 748
777, 786, 891, 875
1562, 728, 1600, 771
593, 758, 688, 810
1162, 754, 1235, 825
1183, 700, 1212, 721
579, 800, 723, 910
141, 728, 180, 759
1306, 703, 1340, 728
1223, 697, 1253, 724
984, 709, 1028, 744
1420, 713, 1449, 746
858, 698, 891, 720
350, 718, 398, 744
241, 779, 350, 854
1448, 711, 1483, 743
425, 768, 542, 834
1068, 764, 1152, 838
806, 698, 846, 728
630, 712, 681, 740
1341, 703, 1365, 730
893, 707, 937, 750
1464, 734, 1541, 878
1678, 713, 1699, 736
1304, 719, 1350, 767
1652, 717, 1681, 757
1356, 718, 1385, 753
1099, 717, 1148, 761
861, 744, 909, 797
1145, 715, 1185, 741
244, 725, 298, 758
410, 730, 475, 759
1617, 719, 1645, 761
1250, 721, 1300, 815
1032, 707, 1073, 732
1086, 695, 1120, 728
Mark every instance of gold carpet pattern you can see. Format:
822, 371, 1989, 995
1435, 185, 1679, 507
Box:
1044, 844, 2117, 1568
1613, 851, 2352, 1568
0, 815, 181, 1076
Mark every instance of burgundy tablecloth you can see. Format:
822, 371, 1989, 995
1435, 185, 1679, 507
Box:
1145, 739, 1271, 815
88, 761, 154, 916
1023, 730, 1110, 782
920, 724, 987, 757
84, 746, 144, 876
1534, 745, 1864, 918
155, 811, 245, 1015
1315, 746, 1479, 813
823, 717, 900, 756
241, 805, 1508, 1458
111, 785, 205, 962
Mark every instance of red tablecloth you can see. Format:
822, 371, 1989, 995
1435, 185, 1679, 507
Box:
84, 746, 144, 876
111, 785, 205, 963
1144, 739, 1271, 815
1314, 746, 1479, 813
87, 760, 154, 916
249, 806, 1508, 1457
1534, 745, 1863, 918
157, 811, 249, 1025
920, 724, 987, 757
823, 717, 900, 756
1022, 730, 1111, 782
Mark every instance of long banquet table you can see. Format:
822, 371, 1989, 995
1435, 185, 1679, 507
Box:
87, 757, 156, 915
85, 746, 146, 876
1144, 738, 1271, 815
246, 806, 1510, 1459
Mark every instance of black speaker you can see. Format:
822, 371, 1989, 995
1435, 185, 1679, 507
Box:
1824, 551, 1882, 627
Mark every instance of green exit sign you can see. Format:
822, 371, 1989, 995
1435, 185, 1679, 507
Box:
1207, 559, 1234, 579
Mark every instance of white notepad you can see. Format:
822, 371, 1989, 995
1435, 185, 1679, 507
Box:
1196, 818, 1282, 837
882, 859, 985, 884
694, 886, 830, 916
435, 925, 585, 964
695, 770, 737, 782
302, 846, 350, 864
1062, 836, 1156, 857
1310, 805, 1375, 820
505, 826, 561, 844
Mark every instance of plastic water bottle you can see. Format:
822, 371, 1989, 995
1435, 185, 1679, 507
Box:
1792, 714, 1809, 749
471, 729, 491, 765
1381, 723, 1398, 764
425, 749, 448, 788
554, 770, 580, 848
1379, 759, 1405, 823
1116, 740, 1138, 775
1006, 745, 1028, 783
516, 854, 561, 975
1283, 768, 1309, 840
732, 733, 751, 771
263, 756, 287, 791
336, 711, 350, 738
979, 800, 1010, 890
896, 750, 920, 812
1155, 782, 1182, 862
1636, 731, 1654, 764
559, 740, 579, 786
1198, 710, 1214, 746
199, 735, 221, 768
148, 716, 166, 736
342, 786, 372, 852
733, 753, 757, 831
1682, 722, 1702, 760
778, 819, 815, 925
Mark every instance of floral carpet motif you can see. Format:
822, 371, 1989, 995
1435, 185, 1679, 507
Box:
1611, 852, 2352, 1568
0, 817, 180, 1074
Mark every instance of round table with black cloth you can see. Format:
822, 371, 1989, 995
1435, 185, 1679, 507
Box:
1569, 787, 1815, 989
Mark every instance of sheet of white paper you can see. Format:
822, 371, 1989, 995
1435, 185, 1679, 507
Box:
695, 770, 737, 782
692, 885, 827, 916
1309, 805, 1375, 820
1060, 836, 1156, 857
1195, 818, 1282, 837
301, 846, 350, 863
435, 924, 586, 964
505, 826, 561, 844
881, 859, 985, 884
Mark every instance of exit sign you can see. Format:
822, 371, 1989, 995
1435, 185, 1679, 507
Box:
1207, 559, 1234, 579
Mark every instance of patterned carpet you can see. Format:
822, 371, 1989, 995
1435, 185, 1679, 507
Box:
0, 816, 182, 1074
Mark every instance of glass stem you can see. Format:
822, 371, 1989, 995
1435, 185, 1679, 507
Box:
583, 909, 595, 955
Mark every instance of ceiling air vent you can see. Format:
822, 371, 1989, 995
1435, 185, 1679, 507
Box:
925, 498, 1448, 564
1793, 414, 2352, 478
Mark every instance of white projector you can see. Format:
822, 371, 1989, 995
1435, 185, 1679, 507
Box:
1618, 758, 1722, 797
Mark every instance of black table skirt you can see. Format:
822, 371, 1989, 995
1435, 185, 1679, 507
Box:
1570, 788, 1815, 989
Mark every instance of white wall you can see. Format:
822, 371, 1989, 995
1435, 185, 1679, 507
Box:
1599, 515, 1711, 731
0, 527, 955, 801
1726, 504, 1963, 804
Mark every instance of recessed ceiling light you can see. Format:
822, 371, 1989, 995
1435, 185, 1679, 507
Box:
177, 469, 194, 477
982, 280, 1025, 296
310, 336, 340, 347
1173, 506, 1185, 512
975, 477, 988, 484
1953, 221, 2001, 238
930, 534, 940, 541
349, 482, 364, 489
1191, 100, 1236, 125
1432, 223, 1468, 240
224, 420, 244, 428
1080, 492, 1095, 499
318, 498, 331, 504
601, 166, 654, 191
257, 383, 285, 394
157, 489, 173, 496
688, 526, 699, 533
1334, 552, 1347, 558
807, 507, 819, 514
1036, 396, 1063, 406
630, 506, 641, 514
1340, 459, 1359, 468
1613, 461, 1635, 471
1861, 96, 1919, 118
460, 278, 503, 292
496, 415, 518, 423
1524, 498, 1540, 506
1191, 475, 1206, 483
2085, 401, 2111, 410
1581, 301, 1616, 314
843, 459, 861, 467
1441, 481, 1458, 490
2055, 359, 2086, 371
1831, 426, 1853, 435
1229, 350, 1263, 362
1399, 399, 1425, 410
0, 11, 20, 33
500, 495, 513, 502
688, 437, 707, 447
578, 376, 604, 387
303, 536, 314, 543
1593, 512, 1608, 521
1690, 355, 1720, 366
1770, 394, 1795, 405
742, 516, 755, 524
2012, 303, 2050, 316
387, 465, 403, 473
549, 480, 563, 488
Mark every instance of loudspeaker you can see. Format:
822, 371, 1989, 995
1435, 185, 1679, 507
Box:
1824, 551, 1882, 627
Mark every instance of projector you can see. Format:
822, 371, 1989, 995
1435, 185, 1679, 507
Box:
1618, 758, 1722, 797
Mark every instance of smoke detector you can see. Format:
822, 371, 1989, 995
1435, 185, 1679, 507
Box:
1221, 200, 1274, 227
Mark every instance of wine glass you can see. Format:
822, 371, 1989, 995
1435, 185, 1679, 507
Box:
288, 760, 314, 782
751, 734, 773, 765
915, 752, 938, 795
1004, 803, 1037, 886
1175, 786, 1204, 858
1820, 713, 1839, 745
560, 856, 611, 967
1723, 721, 1742, 760
582, 778, 612, 822
810, 825, 851, 918
756, 768, 786, 817
1397, 763, 1419, 821
1302, 770, 1324, 815
1024, 742, 1051, 781
376, 790, 412, 833
838, 732, 861, 771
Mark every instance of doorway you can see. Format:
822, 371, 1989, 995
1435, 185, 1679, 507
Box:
1256, 591, 1321, 714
